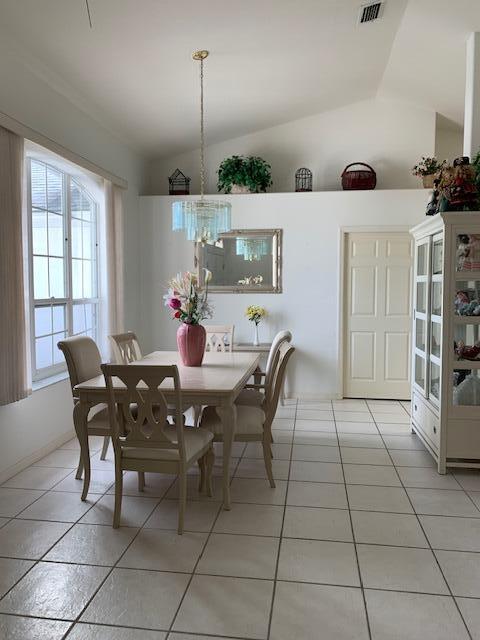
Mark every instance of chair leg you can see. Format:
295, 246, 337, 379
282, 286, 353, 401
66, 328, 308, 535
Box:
178, 472, 187, 535
206, 447, 215, 497
198, 456, 206, 493
75, 454, 83, 480
263, 438, 276, 488
113, 465, 123, 529
100, 436, 110, 460
193, 405, 202, 428
137, 471, 145, 492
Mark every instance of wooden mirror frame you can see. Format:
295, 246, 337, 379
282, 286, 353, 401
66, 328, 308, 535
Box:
195, 228, 283, 293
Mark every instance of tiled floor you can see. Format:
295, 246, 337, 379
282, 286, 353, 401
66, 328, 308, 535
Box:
1, 398, 480, 639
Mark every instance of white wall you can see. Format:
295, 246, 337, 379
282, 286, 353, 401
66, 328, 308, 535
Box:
139, 190, 429, 400
0, 41, 146, 480
147, 98, 436, 195
435, 125, 464, 163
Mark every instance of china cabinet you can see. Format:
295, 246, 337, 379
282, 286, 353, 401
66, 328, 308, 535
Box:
410, 212, 480, 473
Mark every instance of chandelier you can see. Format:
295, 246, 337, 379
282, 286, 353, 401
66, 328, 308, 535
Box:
236, 237, 270, 261
172, 50, 231, 244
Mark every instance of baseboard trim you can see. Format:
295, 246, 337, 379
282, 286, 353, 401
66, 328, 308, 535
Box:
0, 429, 75, 485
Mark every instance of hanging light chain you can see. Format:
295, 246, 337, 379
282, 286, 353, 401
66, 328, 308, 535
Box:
199, 56, 205, 199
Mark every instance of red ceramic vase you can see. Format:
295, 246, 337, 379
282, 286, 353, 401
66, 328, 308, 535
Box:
177, 323, 206, 367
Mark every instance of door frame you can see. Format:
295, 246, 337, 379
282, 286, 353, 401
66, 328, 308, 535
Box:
337, 225, 412, 399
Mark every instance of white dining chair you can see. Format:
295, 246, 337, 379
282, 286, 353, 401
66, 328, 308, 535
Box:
57, 336, 111, 475
236, 330, 292, 408
102, 363, 214, 533
200, 341, 295, 488
109, 331, 143, 364
205, 324, 235, 352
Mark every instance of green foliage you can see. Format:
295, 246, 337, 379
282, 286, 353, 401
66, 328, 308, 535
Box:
473, 149, 480, 188
217, 155, 272, 193
411, 156, 445, 177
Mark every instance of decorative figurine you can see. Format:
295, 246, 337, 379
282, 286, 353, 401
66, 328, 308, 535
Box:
455, 340, 480, 361
425, 177, 440, 216
438, 157, 479, 211
295, 168, 313, 192
168, 169, 191, 196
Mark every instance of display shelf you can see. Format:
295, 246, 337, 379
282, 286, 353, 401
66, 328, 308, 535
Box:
410, 212, 480, 473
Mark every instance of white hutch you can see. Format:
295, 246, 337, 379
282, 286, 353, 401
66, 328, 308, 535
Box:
410, 212, 480, 473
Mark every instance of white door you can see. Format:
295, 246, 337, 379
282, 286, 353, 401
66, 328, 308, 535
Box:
344, 232, 412, 399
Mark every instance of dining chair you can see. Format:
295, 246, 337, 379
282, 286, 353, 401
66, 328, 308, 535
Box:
236, 330, 292, 408
101, 363, 214, 533
205, 324, 235, 352
200, 341, 295, 488
109, 331, 142, 364
57, 336, 111, 478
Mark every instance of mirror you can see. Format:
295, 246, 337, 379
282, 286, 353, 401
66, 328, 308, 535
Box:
196, 229, 282, 293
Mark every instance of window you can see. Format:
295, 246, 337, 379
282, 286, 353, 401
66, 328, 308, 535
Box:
28, 158, 99, 380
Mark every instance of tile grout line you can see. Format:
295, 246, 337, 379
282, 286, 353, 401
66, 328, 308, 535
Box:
334, 399, 373, 640
366, 401, 474, 640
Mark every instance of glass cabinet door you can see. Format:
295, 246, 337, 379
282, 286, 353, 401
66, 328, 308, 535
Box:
432, 237, 443, 275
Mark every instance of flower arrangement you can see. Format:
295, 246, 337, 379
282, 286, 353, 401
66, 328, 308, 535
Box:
164, 270, 213, 325
245, 305, 267, 325
412, 156, 445, 177
238, 275, 264, 286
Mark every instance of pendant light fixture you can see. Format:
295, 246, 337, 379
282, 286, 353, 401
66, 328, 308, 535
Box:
172, 50, 231, 244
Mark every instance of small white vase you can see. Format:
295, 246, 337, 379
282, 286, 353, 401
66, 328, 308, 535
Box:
231, 184, 252, 194
253, 323, 260, 346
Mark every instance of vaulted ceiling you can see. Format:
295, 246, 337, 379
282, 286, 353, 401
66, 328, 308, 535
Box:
0, 0, 477, 158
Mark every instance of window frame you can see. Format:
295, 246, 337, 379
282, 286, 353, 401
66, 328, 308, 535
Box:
27, 158, 100, 381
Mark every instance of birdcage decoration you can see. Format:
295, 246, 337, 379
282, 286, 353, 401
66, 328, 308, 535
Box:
295, 167, 312, 192
168, 169, 191, 196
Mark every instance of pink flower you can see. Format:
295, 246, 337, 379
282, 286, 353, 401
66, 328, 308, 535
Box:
169, 298, 181, 310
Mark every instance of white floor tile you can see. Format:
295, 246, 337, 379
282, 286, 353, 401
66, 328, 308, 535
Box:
119, 529, 207, 572
296, 409, 334, 421
53, 469, 115, 495
0, 615, 71, 640
214, 502, 284, 536
383, 434, 426, 450
173, 574, 273, 639
18, 491, 95, 522
294, 419, 336, 432
45, 522, 137, 565
292, 444, 340, 462
270, 581, 369, 640
272, 417, 295, 431
0, 558, 34, 598
287, 481, 348, 509
340, 447, 392, 465
337, 434, 385, 449
367, 403, 408, 414
0, 488, 45, 517
407, 488, 480, 517
106, 471, 175, 498
244, 442, 292, 460
82, 568, 189, 630
165, 476, 222, 502
333, 400, 369, 412
397, 467, 462, 490
229, 478, 288, 505
343, 464, 401, 487
335, 421, 379, 435
0, 561, 108, 620
376, 423, 413, 436
269, 430, 294, 443
347, 485, 414, 514
420, 515, 480, 552
334, 412, 374, 423
351, 511, 428, 547
196, 533, 279, 579
436, 550, 480, 597
389, 449, 436, 467
290, 461, 343, 483
456, 597, 480, 640
365, 589, 470, 640
235, 457, 290, 480
33, 448, 80, 468
68, 624, 166, 640
277, 538, 360, 586
297, 401, 332, 410
144, 499, 220, 532
357, 544, 448, 594
81, 494, 159, 527
2, 466, 72, 490
0, 517, 8, 528
0, 518, 71, 559
293, 431, 338, 446
453, 470, 480, 492
371, 412, 410, 424
283, 506, 352, 541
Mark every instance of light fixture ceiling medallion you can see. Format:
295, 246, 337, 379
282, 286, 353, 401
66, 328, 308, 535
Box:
172, 50, 231, 244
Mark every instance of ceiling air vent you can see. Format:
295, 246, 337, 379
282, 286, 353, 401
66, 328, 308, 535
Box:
359, 2, 384, 24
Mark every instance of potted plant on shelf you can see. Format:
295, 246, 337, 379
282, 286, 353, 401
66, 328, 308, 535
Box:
164, 270, 213, 366
245, 305, 267, 346
217, 155, 272, 194
412, 156, 446, 189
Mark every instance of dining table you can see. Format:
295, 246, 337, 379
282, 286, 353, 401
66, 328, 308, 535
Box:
73, 350, 261, 510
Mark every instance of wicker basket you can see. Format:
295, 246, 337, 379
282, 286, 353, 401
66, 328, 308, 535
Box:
341, 163, 377, 190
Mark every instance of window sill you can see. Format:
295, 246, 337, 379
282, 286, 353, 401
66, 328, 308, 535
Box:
32, 371, 70, 392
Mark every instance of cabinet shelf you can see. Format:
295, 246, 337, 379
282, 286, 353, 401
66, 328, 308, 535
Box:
453, 315, 480, 324
455, 271, 480, 281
